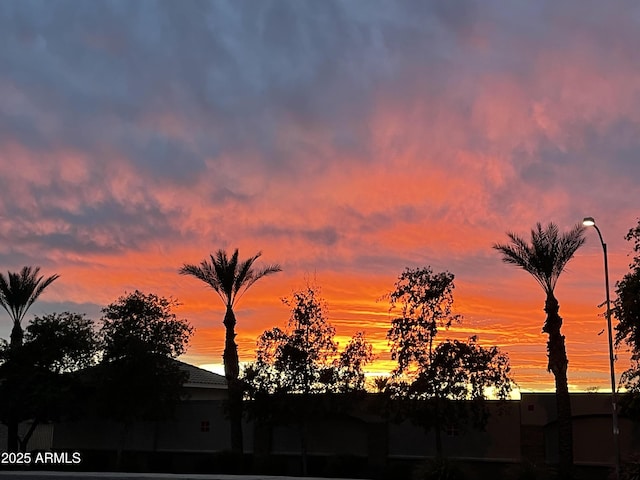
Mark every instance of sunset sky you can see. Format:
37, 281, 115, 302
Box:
0, 1, 639, 394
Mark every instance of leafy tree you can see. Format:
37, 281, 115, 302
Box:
97, 290, 193, 466
246, 285, 374, 395
0, 266, 59, 348
332, 331, 375, 393
0, 312, 100, 452
494, 222, 585, 478
179, 249, 281, 453
23, 312, 99, 373
386, 267, 461, 376
614, 219, 640, 417
385, 267, 513, 458
244, 284, 374, 475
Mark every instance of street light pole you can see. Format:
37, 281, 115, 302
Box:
583, 216, 621, 480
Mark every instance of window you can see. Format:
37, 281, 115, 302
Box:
200, 420, 210, 432
446, 423, 459, 437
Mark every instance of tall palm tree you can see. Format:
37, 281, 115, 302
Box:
0, 266, 60, 349
494, 222, 585, 479
179, 249, 281, 453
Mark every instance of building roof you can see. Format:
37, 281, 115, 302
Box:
175, 360, 227, 389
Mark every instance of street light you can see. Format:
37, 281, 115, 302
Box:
582, 216, 620, 480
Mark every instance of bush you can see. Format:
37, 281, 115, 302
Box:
618, 455, 640, 480
504, 461, 555, 480
413, 457, 466, 480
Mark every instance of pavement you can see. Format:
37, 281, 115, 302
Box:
0, 473, 356, 480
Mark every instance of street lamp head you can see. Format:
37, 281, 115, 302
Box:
583, 216, 596, 227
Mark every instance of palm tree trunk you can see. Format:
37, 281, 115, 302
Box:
7, 322, 21, 452
9, 323, 23, 349
542, 293, 573, 479
7, 420, 18, 452
223, 305, 243, 454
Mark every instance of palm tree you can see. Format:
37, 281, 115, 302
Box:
0, 266, 60, 349
0, 266, 59, 452
494, 222, 585, 479
179, 249, 281, 453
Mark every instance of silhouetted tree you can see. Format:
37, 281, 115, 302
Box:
247, 285, 374, 394
179, 249, 281, 453
385, 266, 513, 457
0, 266, 59, 452
244, 284, 374, 475
98, 291, 193, 467
0, 266, 59, 349
494, 222, 585, 479
332, 331, 375, 393
0, 312, 99, 451
614, 219, 640, 418
386, 267, 461, 375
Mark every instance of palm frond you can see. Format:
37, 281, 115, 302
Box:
0, 266, 59, 326
180, 249, 281, 308
234, 262, 282, 306
233, 252, 261, 300
179, 263, 226, 304
493, 222, 585, 294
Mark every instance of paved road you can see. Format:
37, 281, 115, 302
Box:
0, 473, 355, 480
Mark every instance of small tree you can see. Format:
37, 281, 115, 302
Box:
247, 285, 374, 395
244, 284, 374, 475
385, 267, 513, 457
0, 312, 100, 451
98, 290, 193, 467
614, 219, 640, 417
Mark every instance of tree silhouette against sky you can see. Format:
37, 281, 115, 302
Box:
0, 266, 59, 349
494, 222, 585, 479
385, 266, 512, 458
614, 218, 640, 420
179, 249, 281, 453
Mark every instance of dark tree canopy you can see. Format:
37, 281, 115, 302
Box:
0, 312, 100, 451
385, 266, 513, 457
614, 219, 640, 417
245, 285, 374, 396
385, 267, 512, 401
406, 337, 513, 401
615, 218, 640, 355
101, 290, 193, 361
386, 267, 461, 375
23, 312, 100, 373
98, 291, 194, 424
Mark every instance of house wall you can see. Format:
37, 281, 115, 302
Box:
522, 393, 640, 466
51, 400, 253, 454
270, 416, 369, 456
3, 391, 637, 472
387, 402, 521, 461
